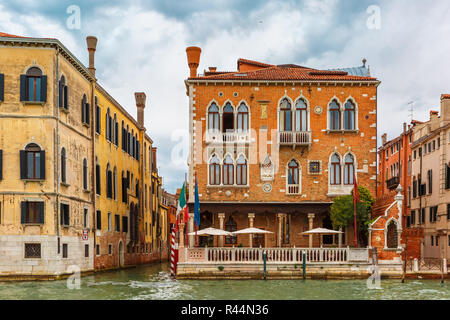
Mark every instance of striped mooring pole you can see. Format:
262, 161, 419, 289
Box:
170, 227, 179, 277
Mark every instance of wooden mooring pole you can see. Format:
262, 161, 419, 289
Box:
302, 251, 306, 280
263, 250, 267, 280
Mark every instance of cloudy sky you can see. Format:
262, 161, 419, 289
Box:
1, 0, 450, 193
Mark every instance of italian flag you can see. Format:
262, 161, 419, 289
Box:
176, 182, 188, 230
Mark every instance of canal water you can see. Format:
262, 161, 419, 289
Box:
0, 263, 449, 300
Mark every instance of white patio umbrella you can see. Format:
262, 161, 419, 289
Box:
187, 227, 232, 236
300, 228, 343, 247
231, 227, 274, 235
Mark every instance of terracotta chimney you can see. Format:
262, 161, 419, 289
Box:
186, 46, 201, 78
208, 67, 217, 72
135, 92, 146, 128
403, 122, 407, 133
382, 133, 387, 146
86, 36, 98, 77
441, 95, 450, 124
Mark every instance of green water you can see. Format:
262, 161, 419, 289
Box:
0, 263, 449, 300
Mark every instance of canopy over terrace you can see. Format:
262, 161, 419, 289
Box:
300, 228, 343, 248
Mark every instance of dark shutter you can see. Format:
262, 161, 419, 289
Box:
58, 81, 63, 108
64, 86, 68, 110
60, 203, 63, 225
96, 210, 101, 230
86, 103, 90, 125
81, 98, 85, 123
21, 201, 27, 224
0, 73, 4, 102
96, 164, 101, 195
122, 216, 128, 232
40, 76, 47, 102
0, 150, 2, 180
39, 150, 45, 179
136, 141, 140, 161
20, 75, 27, 101
20, 150, 27, 179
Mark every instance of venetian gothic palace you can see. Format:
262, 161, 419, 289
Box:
184, 46, 380, 248
0, 32, 173, 278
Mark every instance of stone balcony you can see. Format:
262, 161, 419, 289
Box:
278, 131, 311, 150
205, 131, 250, 144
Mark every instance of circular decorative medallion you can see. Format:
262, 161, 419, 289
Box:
262, 183, 272, 193
314, 106, 323, 114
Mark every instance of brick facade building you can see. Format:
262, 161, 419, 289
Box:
185, 47, 380, 248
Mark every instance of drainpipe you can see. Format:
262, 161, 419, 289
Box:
56, 49, 61, 249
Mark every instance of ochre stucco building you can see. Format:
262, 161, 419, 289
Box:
0, 32, 166, 278
185, 47, 380, 248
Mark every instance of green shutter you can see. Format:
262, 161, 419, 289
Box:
20, 75, 26, 101
64, 86, 69, 110
20, 150, 27, 179
40, 76, 47, 102
21, 201, 26, 224
0, 73, 4, 102
58, 81, 63, 108
39, 150, 45, 179
86, 103, 90, 125
0, 150, 2, 180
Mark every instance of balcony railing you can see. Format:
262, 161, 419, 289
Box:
205, 131, 250, 144
287, 184, 300, 195
278, 131, 311, 147
386, 176, 400, 190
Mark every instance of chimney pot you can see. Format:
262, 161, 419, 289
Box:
186, 46, 201, 78
382, 133, 387, 145
86, 36, 98, 77
208, 67, 217, 72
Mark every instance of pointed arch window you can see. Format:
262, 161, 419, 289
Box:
106, 164, 112, 199
237, 103, 249, 132
208, 103, 220, 132
344, 100, 356, 130
329, 100, 341, 130
330, 154, 341, 185
209, 155, 221, 185
295, 99, 307, 131
61, 147, 66, 183
223, 155, 234, 185
344, 154, 355, 185
287, 159, 300, 194
386, 220, 398, 248
280, 98, 292, 131
222, 103, 234, 133
236, 155, 248, 185
81, 94, 90, 126
106, 108, 110, 141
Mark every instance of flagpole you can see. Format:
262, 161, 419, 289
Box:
195, 172, 198, 248
185, 172, 188, 248
353, 172, 358, 248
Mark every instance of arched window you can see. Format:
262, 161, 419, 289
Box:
223, 155, 234, 185
106, 108, 110, 141
344, 100, 355, 130
344, 154, 355, 185
295, 99, 307, 131
225, 216, 237, 244
386, 220, 398, 248
222, 102, 234, 133
61, 147, 66, 183
237, 103, 249, 132
279, 98, 292, 131
329, 100, 341, 130
59, 75, 68, 110
81, 94, 90, 126
106, 164, 112, 199
113, 114, 117, 145
83, 158, 88, 190
236, 155, 247, 185
209, 155, 220, 185
208, 103, 219, 131
95, 159, 101, 195
21, 143, 45, 180
288, 160, 299, 185
25, 67, 43, 102
330, 154, 341, 185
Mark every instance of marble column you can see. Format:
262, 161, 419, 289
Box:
218, 213, 225, 247
179, 222, 185, 249
188, 216, 194, 248
308, 213, 315, 248
338, 226, 343, 248
248, 213, 255, 248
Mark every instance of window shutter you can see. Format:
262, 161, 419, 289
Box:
20, 150, 27, 179
40, 76, 47, 102
96, 165, 101, 195
58, 81, 63, 108
81, 98, 85, 123
0, 150, 2, 180
86, 103, 90, 125
0, 73, 4, 102
40, 150, 45, 179
60, 203, 63, 225
137, 141, 140, 161
20, 75, 27, 101
64, 86, 69, 110
96, 211, 101, 230
21, 201, 27, 224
